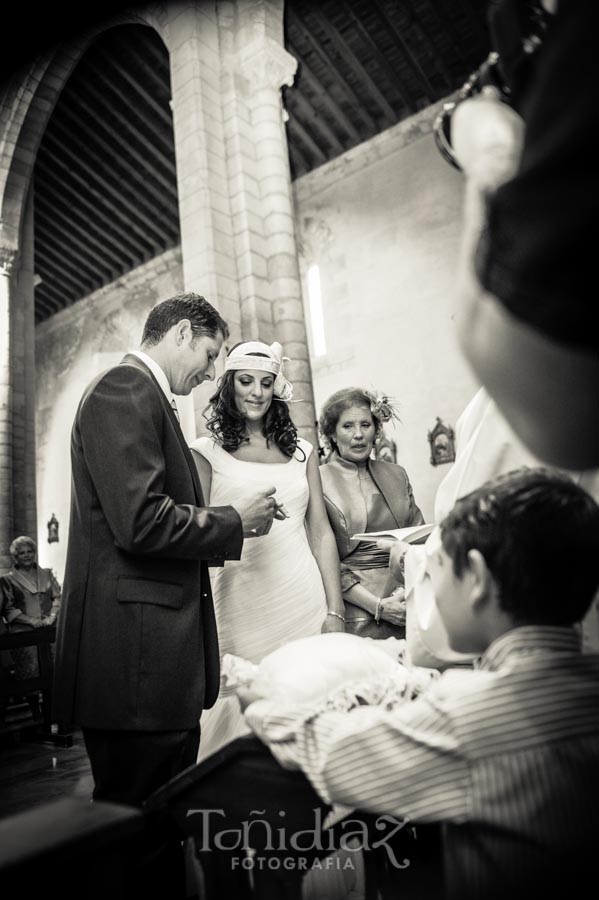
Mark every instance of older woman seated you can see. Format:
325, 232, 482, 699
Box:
318, 388, 424, 640
0, 536, 61, 718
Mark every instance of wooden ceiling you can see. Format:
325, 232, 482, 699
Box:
29, 0, 490, 323
33, 27, 178, 322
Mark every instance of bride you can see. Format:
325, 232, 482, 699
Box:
190, 340, 345, 760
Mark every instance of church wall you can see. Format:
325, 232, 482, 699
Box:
293, 102, 479, 521
33, 100, 480, 580
34, 247, 183, 578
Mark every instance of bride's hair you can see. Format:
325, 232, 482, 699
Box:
204, 350, 300, 458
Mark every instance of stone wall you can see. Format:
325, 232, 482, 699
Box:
33, 99, 482, 578
34, 247, 183, 577
293, 102, 478, 520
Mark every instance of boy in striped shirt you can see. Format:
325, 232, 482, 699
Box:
243, 468, 599, 899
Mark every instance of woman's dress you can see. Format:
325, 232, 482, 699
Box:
190, 436, 328, 760
320, 452, 424, 640
1, 566, 61, 678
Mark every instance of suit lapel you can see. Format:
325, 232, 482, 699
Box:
120, 354, 204, 505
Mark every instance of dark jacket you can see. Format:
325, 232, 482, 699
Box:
53, 354, 243, 730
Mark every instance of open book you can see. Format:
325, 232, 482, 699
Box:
351, 523, 435, 544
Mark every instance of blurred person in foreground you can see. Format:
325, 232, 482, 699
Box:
449, 0, 599, 470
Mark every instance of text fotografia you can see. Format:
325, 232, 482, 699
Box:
187, 808, 412, 869
233, 853, 355, 872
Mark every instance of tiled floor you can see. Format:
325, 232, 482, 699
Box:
0, 725, 93, 818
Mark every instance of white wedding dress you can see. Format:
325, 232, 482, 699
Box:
190, 436, 328, 761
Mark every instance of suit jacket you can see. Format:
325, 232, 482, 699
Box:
53, 354, 243, 731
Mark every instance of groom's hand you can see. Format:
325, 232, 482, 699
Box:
235, 487, 277, 537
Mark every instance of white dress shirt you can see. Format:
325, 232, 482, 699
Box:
128, 349, 175, 406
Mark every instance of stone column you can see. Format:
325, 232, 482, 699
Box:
13, 188, 37, 541
226, 0, 318, 444
0, 247, 17, 571
166, 0, 242, 427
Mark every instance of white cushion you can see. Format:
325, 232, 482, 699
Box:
223, 632, 401, 704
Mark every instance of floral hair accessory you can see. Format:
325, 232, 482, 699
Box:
364, 390, 401, 426
224, 341, 295, 401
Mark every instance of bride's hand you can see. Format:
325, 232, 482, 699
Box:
379, 587, 407, 627
322, 612, 345, 634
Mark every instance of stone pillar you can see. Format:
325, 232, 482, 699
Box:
167, 0, 242, 426
225, 0, 318, 444
0, 247, 17, 571
167, 0, 317, 441
13, 188, 37, 541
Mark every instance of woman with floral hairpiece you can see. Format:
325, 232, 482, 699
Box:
319, 387, 424, 640
189, 341, 345, 760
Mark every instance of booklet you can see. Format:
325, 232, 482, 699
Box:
351, 523, 435, 544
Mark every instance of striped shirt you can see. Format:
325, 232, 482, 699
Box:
245, 626, 599, 898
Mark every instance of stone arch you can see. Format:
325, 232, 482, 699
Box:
0, 6, 173, 568
0, 6, 170, 255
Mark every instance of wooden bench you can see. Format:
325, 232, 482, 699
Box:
0, 626, 72, 745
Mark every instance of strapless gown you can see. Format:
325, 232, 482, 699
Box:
190, 436, 327, 760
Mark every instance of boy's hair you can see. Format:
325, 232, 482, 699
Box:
440, 468, 599, 625
141, 292, 228, 346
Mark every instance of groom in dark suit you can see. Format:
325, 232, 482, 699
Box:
53, 292, 277, 892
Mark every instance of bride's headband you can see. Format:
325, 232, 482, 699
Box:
224, 341, 294, 401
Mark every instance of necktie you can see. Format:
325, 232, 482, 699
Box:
170, 398, 180, 423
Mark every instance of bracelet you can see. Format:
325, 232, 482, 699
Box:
327, 610, 345, 623
374, 598, 383, 625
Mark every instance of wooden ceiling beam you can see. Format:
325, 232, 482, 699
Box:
308, 6, 397, 122
52, 107, 176, 215
35, 227, 105, 288
397, 0, 454, 88
287, 89, 346, 155
286, 140, 309, 178
35, 157, 156, 260
94, 47, 174, 131
288, 44, 362, 143
338, 0, 416, 113
36, 216, 115, 283
133, 30, 171, 76
40, 132, 178, 245
369, 0, 436, 99
286, 116, 328, 166
34, 244, 94, 298
36, 277, 76, 312
35, 194, 136, 273
33, 291, 60, 319
34, 226, 101, 287
421, 0, 469, 64
81, 55, 176, 155
70, 75, 177, 177
35, 205, 121, 279
286, 9, 377, 132
111, 36, 173, 104
56, 95, 178, 203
